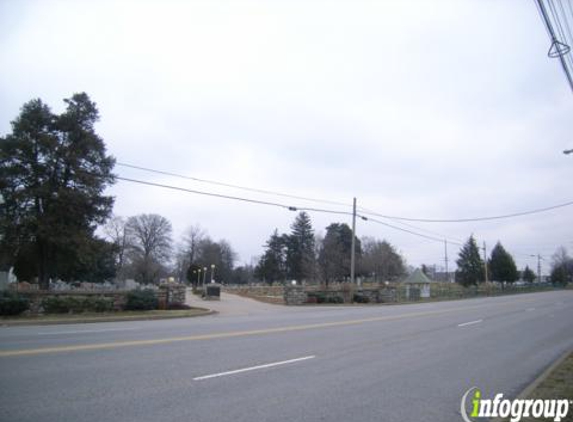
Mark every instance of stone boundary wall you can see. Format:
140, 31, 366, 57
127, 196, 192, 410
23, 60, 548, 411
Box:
18, 291, 129, 314
18, 285, 187, 314
227, 282, 566, 306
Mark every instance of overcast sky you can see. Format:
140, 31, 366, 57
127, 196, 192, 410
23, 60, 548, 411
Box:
1, 0, 572, 274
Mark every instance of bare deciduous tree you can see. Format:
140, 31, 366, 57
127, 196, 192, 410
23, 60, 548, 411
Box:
103, 215, 129, 279
360, 237, 406, 282
126, 214, 173, 284
182, 225, 205, 264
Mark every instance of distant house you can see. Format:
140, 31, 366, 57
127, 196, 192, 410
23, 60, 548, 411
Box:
403, 268, 435, 299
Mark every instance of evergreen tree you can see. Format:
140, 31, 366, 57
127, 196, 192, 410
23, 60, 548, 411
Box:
285, 212, 315, 282
455, 235, 484, 287
522, 265, 536, 283
488, 242, 518, 283
318, 223, 361, 285
255, 230, 287, 284
0, 93, 115, 288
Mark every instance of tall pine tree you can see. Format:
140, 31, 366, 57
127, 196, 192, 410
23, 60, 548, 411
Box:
455, 235, 484, 287
285, 212, 315, 282
255, 229, 287, 284
488, 242, 518, 283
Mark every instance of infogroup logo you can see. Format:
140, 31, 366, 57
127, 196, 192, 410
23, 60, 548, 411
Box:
460, 387, 570, 422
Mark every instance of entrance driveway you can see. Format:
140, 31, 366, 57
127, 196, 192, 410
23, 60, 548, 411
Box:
185, 289, 286, 316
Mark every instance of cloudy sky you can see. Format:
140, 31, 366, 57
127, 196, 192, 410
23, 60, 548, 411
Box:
1, 0, 572, 274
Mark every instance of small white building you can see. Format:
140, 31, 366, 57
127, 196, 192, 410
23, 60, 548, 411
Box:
403, 268, 435, 299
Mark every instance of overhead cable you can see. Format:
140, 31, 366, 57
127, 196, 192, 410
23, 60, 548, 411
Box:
115, 176, 459, 245
358, 200, 573, 223
116, 162, 350, 208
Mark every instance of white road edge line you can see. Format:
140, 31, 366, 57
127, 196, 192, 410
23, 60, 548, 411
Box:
193, 355, 316, 381
457, 319, 483, 327
37, 327, 141, 336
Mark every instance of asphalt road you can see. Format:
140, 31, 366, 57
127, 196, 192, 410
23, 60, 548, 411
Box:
1, 290, 572, 422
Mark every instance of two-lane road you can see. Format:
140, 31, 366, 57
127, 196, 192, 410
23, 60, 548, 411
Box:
1, 290, 572, 422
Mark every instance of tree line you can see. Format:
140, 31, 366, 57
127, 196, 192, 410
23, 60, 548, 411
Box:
254, 212, 406, 285
454, 235, 572, 286
104, 215, 239, 286
1, 94, 572, 288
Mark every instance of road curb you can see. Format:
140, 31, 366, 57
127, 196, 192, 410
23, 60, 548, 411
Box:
490, 348, 572, 422
0, 309, 217, 327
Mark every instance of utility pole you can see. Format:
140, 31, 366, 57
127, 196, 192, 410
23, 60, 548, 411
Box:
444, 240, 449, 283
350, 197, 357, 284
483, 241, 489, 284
530, 253, 543, 283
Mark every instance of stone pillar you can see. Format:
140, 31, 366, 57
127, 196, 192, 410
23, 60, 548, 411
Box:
158, 283, 187, 307
284, 285, 307, 305
341, 282, 355, 304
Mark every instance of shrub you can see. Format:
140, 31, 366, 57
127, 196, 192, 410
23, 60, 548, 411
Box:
124, 289, 158, 311
0, 291, 29, 316
327, 296, 344, 304
353, 294, 370, 303
84, 297, 114, 312
309, 292, 327, 303
42, 297, 75, 314
41, 296, 114, 314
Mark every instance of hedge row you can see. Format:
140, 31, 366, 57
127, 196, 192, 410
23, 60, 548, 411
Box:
0, 291, 29, 316
0, 289, 165, 316
41, 296, 114, 314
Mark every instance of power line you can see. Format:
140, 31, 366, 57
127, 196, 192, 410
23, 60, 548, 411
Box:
117, 161, 573, 224
557, 0, 573, 69
117, 176, 358, 220
115, 175, 462, 245
116, 162, 351, 208
365, 216, 464, 246
548, 0, 573, 70
117, 174, 569, 260
358, 206, 464, 244
358, 200, 573, 223
534, 0, 573, 92
117, 176, 295, 210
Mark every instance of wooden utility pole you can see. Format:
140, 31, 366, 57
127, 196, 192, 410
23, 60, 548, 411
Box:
444, 240, 449, 282
350, 197, 357, 284
483, 241, 489, 284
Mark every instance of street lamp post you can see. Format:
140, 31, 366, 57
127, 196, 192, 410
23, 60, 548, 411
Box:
202, 267, 207, 286
196, 269, 201, 288
210, 264, 216, 283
